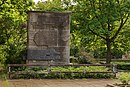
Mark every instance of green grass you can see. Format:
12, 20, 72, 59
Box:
0, 71, 9, 87
112, 62, 130, 65
0, 71, 8, 80
4, 79, 9, 87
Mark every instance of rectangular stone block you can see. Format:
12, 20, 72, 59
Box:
27, 11, 71, 64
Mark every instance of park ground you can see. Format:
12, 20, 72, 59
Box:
0, 79, 120, 87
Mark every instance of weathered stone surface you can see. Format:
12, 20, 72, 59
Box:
58, 30, 70, 46
27, 11, 71, 64
28, 49, 61, 60
34, 30, 58, 46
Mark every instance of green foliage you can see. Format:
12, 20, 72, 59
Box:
117, 72, 130, 85
78, 51, 97, 64
51, 66, 109, 72
1, 0, 130, 65
112, 62, 130, 70
0, 71, 6, 80
72, 0, 130, 63
0, 0, 34, 64
0, 64, 5, 72
70, 49, 98, 64
10, 66, 114, 79
34, 0, 130, 63
34, 0, 64, 11
113, 62, 130, 65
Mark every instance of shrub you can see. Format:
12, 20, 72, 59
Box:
117, 72, 130, 85
10, 66, 114, 79
78, 51, 97, 64
70, 56, 78, 63
117, 64, 130, 70
112, 62, 130, 70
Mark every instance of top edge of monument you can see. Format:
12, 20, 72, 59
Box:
28, 10, 71, 14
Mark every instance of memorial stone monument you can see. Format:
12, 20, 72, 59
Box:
27, 11, 71, 65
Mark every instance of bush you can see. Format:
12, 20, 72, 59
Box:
117, 64, 130, 70
117, 72, 130, 85
78, 51, 97, 64
112, 62, 130, 70
70, 56, 79, 63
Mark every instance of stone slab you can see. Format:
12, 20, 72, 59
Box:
27, 11, 71, 64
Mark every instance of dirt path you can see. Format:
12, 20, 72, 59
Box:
0, 80, 4, 87
0, 79, 117, 87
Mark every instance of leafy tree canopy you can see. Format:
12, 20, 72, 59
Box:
0, 0, 34, 64
72, 0, 130, 63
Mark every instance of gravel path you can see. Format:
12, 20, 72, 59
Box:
0, 79, 117, 87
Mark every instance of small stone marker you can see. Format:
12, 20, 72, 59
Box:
27, 11, 71, 64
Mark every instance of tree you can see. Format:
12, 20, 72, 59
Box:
0, 0, 34, 64
34, 0, 64, 11
73, 0, 130, 63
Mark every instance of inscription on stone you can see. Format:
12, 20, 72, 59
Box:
28, 49, 60, 60
31, 14, 69, 29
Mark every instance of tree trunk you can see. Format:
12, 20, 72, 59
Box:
106, 40, 112, 64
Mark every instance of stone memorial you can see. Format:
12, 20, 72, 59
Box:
27, 11, 71, 64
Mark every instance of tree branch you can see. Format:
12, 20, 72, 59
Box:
111, 14, 129, 41
87, 25, 106, 40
